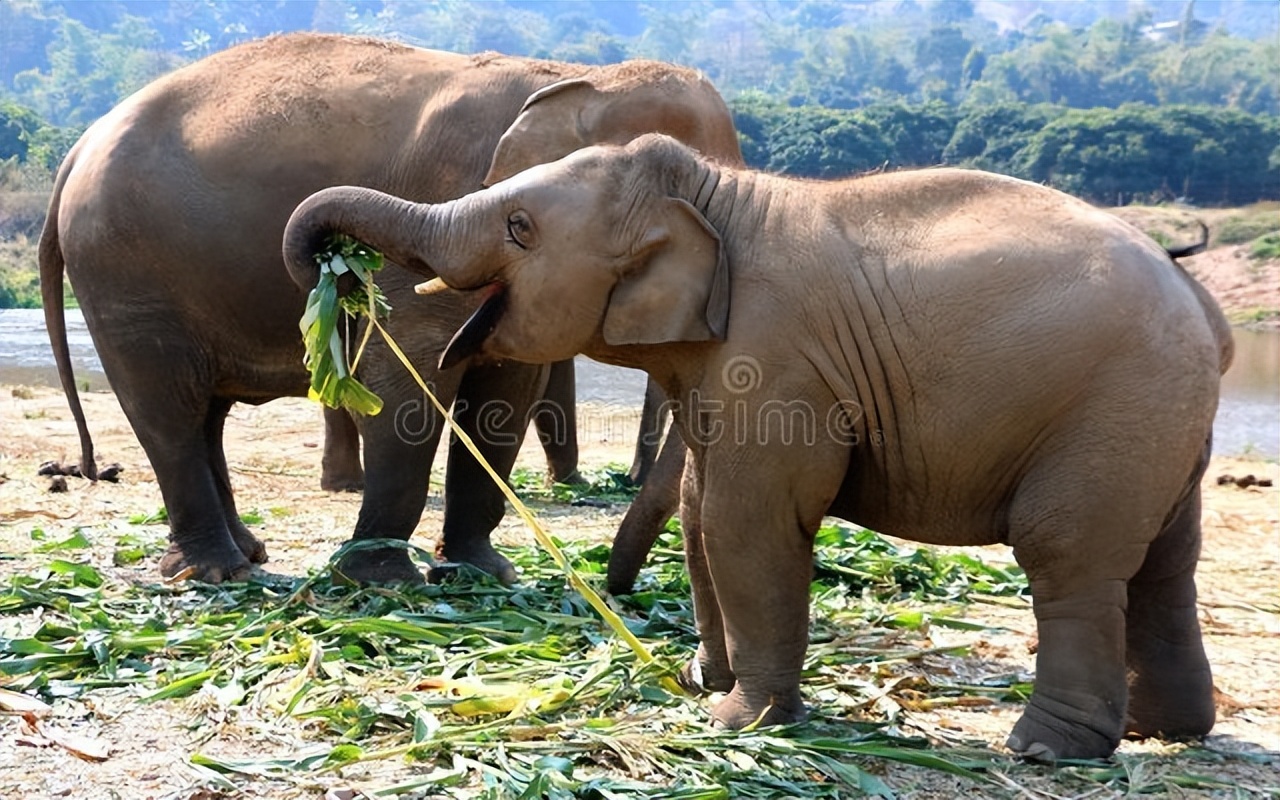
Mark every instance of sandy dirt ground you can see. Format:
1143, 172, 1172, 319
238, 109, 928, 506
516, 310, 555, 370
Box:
0, 379, 1277, 798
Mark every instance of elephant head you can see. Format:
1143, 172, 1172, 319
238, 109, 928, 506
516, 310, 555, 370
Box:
284, 135, 730, 368
484, 63, 743, 186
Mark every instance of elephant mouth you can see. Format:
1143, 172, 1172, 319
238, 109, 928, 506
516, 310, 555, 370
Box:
438, 283, 507, 370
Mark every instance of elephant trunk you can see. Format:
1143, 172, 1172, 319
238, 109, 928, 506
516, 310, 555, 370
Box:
283, 185, 445, 292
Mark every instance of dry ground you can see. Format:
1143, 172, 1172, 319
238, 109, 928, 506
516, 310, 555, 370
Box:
1, 383, 1277, 798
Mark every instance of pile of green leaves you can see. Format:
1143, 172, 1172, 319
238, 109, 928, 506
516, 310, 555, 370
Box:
509, 464, 642, 506
811, 524, 1028, 603
299, 235, 389, 415
0, 519, 1043, 796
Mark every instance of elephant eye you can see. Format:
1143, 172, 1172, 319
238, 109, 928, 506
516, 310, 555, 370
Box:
506, 211, 533, 250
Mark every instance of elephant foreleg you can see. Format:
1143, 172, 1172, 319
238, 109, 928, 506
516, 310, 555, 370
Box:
340, 366, 462, 584
435, 360, 548, 585
694, 444, 848, 728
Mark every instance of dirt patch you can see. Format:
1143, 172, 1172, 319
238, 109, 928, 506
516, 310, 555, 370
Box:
1, 384, 1278, 798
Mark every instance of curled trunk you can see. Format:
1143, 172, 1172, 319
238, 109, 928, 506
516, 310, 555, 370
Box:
283, 186, 439, 291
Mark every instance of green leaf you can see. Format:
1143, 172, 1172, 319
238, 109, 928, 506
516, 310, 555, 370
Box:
299, 238, 389, 415
325, 743, 365, 766
46, 560, 102, 588
143, 668, 220, 701
34, 529, 91, 553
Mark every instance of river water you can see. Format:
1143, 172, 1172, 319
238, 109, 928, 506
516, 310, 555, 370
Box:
2, 309, 1276, 457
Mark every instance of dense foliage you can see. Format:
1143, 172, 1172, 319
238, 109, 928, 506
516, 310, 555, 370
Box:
734, 99, 1280, 206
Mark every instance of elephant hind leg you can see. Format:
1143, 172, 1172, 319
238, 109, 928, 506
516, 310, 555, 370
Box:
534, 359, 583, 485
606, 426, 683, 595
320, 406, 364, 492
137, 399, 254, 583
1005, 452, 1154, 759
1124, 443, 1215, 740
206, 397, 267, 565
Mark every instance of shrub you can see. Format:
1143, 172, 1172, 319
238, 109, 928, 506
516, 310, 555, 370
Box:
1217, 208, 1280, 245
1248, 232, 1280, 261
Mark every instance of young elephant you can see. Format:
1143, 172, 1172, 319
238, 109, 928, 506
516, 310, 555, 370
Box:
283, 135, 1233, 760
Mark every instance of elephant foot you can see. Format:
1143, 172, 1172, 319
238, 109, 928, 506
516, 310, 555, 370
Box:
320, 471, 364, 493
548, 468, 587, 487
431, 538, 518, 586
1006, 699, 1121, 762
1126, 667, 1215, 741
320, 458, 366, 488
710, 684, 807, 729
678, 647, 736, 695
230, 524, 269, 565
159, 542, 253, 583
334, 547, 426, 586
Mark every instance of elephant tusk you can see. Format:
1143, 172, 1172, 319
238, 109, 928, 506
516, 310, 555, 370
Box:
414, 277, 452, 296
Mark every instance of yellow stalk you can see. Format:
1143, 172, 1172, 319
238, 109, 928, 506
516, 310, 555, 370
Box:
368, 316, 685, 697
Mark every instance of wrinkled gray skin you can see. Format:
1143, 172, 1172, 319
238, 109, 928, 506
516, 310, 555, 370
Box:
40, 34, 741, 585
604, 219, 1217, 596
282, 134, 1233, 760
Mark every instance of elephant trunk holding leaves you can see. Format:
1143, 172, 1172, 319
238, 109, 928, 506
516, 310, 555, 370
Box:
283, 134, 1233, 761
42, 33, 741, 585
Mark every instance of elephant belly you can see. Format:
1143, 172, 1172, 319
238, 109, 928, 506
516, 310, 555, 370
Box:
826, 460, 1008, 548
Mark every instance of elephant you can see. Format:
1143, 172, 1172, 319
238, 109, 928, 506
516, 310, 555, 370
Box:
601, 218, 1217, 596
40, 33, 742, 585
281, 134, 1234, 761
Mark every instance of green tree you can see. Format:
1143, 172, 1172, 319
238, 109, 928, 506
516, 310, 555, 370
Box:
943, 103, 1056, 173
1013, 105, 1280, 206
13, 15, 185, 127
913, 25, 974, 101
635, 2, 709, 64
0, 100, 45, 162
860, 102, 958, 166
1151, 31, 1277, 114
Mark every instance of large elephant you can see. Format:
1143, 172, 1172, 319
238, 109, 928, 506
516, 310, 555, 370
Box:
40, 34, 742, 585
282, 134, 1234, 760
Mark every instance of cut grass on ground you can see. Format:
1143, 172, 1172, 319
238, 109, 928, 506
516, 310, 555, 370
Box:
3, 515, 1270, 797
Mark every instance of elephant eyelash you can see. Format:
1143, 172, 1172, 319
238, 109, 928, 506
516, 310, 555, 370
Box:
506, 211, 535, 250
506, 219, 529, 250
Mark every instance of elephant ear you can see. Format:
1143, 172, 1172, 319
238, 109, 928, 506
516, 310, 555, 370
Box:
603, 198, 730, 346
485, 78, 593, 186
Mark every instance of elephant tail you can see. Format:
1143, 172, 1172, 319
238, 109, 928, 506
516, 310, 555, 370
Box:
1164, 221, 1210, 261
39, 148, 99, 480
